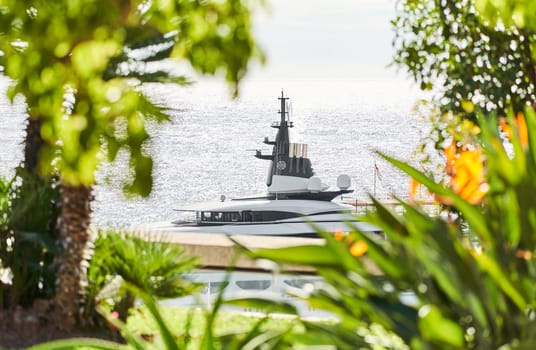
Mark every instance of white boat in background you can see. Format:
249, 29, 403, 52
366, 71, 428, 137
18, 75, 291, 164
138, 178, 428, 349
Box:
145, 91, 379, 237
161, 269, 334, 319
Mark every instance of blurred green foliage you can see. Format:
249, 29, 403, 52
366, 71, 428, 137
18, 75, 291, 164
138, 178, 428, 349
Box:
0, 0, 262, 195
476, 0, 536, 31
392, 0, 536, 120
247, 107, 536, 349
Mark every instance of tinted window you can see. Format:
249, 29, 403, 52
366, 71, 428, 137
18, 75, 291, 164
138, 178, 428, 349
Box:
204, 281, 229, 294
284, 279, 319, 288
200, 210, 300, 222
236, 280, 271, 290
250, 211, 300, 222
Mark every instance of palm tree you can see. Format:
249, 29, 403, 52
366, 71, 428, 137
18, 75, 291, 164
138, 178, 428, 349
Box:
83, 231, 199, 324
52, 46, 185, 328
51, 34, 190, 329
52, 184, 93, 329
1, 0, 259, 331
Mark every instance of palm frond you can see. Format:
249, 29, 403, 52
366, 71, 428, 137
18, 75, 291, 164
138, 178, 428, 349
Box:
124, 31, 178, 62
103, 31, 188, 84
99, 231, 199, 297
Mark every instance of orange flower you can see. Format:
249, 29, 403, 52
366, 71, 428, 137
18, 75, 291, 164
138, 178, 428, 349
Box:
409, 178, 421, 200
499, 117, 512, 139
444, 140, 457, 175
334, 230, 344, 241
350, 240, 368, 257
499, 113, 528, 148
450, 148, 488, 204
516, 112, 528, 148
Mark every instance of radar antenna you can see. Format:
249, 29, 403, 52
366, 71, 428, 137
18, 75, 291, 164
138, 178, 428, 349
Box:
278, 90, 290, 125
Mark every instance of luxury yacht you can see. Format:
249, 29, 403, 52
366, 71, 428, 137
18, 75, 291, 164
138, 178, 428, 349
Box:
147, 92, 379, 237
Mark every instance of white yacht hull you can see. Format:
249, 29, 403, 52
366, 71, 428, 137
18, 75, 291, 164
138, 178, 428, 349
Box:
141, 213, 379, 237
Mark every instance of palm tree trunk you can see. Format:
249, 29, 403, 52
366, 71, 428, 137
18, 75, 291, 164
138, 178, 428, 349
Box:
23, 117, 43, 173
2, 115, 60, 310
52, 183, 93, 330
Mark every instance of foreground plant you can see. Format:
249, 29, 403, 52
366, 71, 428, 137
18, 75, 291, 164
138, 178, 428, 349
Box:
31, 275, 302, 350
244, 108, 536, 349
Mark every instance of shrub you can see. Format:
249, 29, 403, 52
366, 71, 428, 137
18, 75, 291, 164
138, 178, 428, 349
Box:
83, 231, 200, 326
0, 171, 60, 309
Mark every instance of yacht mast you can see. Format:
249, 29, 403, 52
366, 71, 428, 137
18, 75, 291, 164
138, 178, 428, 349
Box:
279, 90, 289, 126
255, 91, 313, 186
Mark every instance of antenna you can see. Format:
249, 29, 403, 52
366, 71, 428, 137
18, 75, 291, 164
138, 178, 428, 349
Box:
278, 89, 289, 124
288, 100, 293, 127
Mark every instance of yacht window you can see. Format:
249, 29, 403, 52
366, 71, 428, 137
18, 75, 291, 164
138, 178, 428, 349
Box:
252, 212, 262, 222
251, 211, 301, 222
236, 280, 271, 290
212, 212, 223, 221
202, 210, 299, 222
205, 281, 229, 294
215, 212, 241, 222
231, 212, 241, 222
284, 279, 320, 288
242, 211, 253, 222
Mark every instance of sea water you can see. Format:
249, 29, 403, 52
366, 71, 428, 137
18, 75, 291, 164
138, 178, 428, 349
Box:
0, 76, 426, 228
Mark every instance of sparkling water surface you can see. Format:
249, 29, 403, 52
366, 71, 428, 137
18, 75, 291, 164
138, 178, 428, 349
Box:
0, 76, 426, 228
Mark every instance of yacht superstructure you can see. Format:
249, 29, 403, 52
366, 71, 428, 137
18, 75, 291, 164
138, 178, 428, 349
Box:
147, 92, 378, 237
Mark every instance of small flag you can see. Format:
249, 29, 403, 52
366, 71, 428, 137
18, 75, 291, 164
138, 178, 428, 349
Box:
374, 162, 382, 181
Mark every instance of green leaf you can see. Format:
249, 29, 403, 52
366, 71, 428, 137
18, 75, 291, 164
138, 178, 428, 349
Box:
418, 304, 465, 348
524, 108, 536, 170
127, 284, 181, 350
505, 340, 536, 350
378, 151, 492, 243
370, 296, 419, 343
225, 297, 299, 315
249, 245, 342, 267
98, 305, 148, 350
473, 252, 527, 311
219, 315, 271, 350
349, 208, 410, 280
228, 329, 289, 350
299, 321, 370, 349
27, 337, 126, 350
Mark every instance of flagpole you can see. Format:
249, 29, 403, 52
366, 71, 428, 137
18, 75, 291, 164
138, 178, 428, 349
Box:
373, 162, 377, 197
